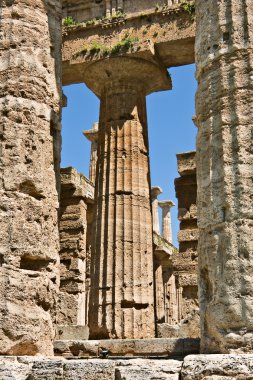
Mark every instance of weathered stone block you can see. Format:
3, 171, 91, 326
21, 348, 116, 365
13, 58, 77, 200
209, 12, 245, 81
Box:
63, 360, 115, 380
54, 338, 200, 358
181, 355, 253, 379
56, 326, 89, 340
176, 152, 196, 176
115, 359, 182, 380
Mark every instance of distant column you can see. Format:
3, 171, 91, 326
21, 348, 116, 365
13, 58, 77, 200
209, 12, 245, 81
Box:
83, 122, 99, 184
151, 186, 163, 235
117, 0, 123, 11
105, 0, 111, 17
159, 200, 175, 243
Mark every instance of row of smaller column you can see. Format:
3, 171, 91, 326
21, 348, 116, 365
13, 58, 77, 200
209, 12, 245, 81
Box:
151, 186, 175, 244
105, 0, 123, 17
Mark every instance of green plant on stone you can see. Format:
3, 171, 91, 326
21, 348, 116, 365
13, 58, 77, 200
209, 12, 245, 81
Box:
110, 37, 139, 55
63, 16, 76, 26
181, 1, 195, 15
154, 3, 160, 11
89, 41, 110, 55
112, 9, 126, 19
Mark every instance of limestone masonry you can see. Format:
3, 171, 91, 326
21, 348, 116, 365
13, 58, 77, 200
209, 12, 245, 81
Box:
0, 0, 252, 378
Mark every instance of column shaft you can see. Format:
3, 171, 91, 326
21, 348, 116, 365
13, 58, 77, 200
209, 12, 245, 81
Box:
196, 0, 253, 353
89, 81, 155, 339
0, 0, 61, 355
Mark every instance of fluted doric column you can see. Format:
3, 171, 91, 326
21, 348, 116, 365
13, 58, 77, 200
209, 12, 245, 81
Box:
0, 0, 61, 355
84, 57, 171, 339
159, 200, 175, 243
151, 186, 163, 235
196, 0, 253, 353
83, 122, 99, 184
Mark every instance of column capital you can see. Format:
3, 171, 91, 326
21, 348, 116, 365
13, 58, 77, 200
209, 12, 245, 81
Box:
83, 56, 172, 98
83, 122, 99, 142
159, 200, 175, 210
151, 186, 163, 200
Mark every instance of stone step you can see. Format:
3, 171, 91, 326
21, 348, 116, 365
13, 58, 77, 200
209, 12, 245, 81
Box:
54, 338, 200, 358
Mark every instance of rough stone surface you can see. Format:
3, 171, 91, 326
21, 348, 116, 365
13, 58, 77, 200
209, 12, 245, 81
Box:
195, 0, 253, 353
156, 152, 199, 339
56, 325, 89, 340
2, 355, 253, 379
0, 0, 62, 355
0, 357, 115, 380
54, 338, 200, 358
115, 359, 182, 380
58, 167, 94, 327
173, 151, 199, 338
181, 354, 253, 379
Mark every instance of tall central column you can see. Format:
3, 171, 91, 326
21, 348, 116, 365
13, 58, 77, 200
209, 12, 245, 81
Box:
84, 57, 171, 339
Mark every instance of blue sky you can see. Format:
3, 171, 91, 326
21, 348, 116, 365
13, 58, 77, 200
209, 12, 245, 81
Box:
62, 63, 197, 246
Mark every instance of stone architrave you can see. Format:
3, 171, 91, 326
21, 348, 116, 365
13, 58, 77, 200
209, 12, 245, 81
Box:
158, 200, 175, 243
196, 0, 253, 353
0, 0, 62, 355
83, 122, 99, 184
151, 186, 163, 235
83, 56, 172, 339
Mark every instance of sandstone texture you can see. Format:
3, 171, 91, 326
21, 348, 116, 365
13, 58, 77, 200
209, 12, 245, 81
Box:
0, 0, 62, 355
195, 0, 253, 353
181, 354, 253, 380
0, 356, 182, 380
2, 355, 253, 379
58, 167, 94, 327
54, 337, 200, 358
155, 152, 199, 339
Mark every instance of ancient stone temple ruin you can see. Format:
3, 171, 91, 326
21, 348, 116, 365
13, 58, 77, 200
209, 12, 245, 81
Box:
0, 0, 252, 378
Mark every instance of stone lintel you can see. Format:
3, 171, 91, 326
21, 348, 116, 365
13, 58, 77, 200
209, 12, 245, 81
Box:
54, 338, 200, 358
62, 8, 195, 86
83, 56, 172, 97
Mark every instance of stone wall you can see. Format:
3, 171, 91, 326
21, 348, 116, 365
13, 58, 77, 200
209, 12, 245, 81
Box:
0, 0, 62, 356
58, 167, 94, 328
157, 151, 199, 339
173, 151, 199, 338
1, 355, 253, 379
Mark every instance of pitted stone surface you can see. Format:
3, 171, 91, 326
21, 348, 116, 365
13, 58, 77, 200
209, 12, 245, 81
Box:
115, 359, 182, 380
181, 355, 253, 380
54, 338, 200, 358
0, 0, 62, 356
195, 0, 253, 353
